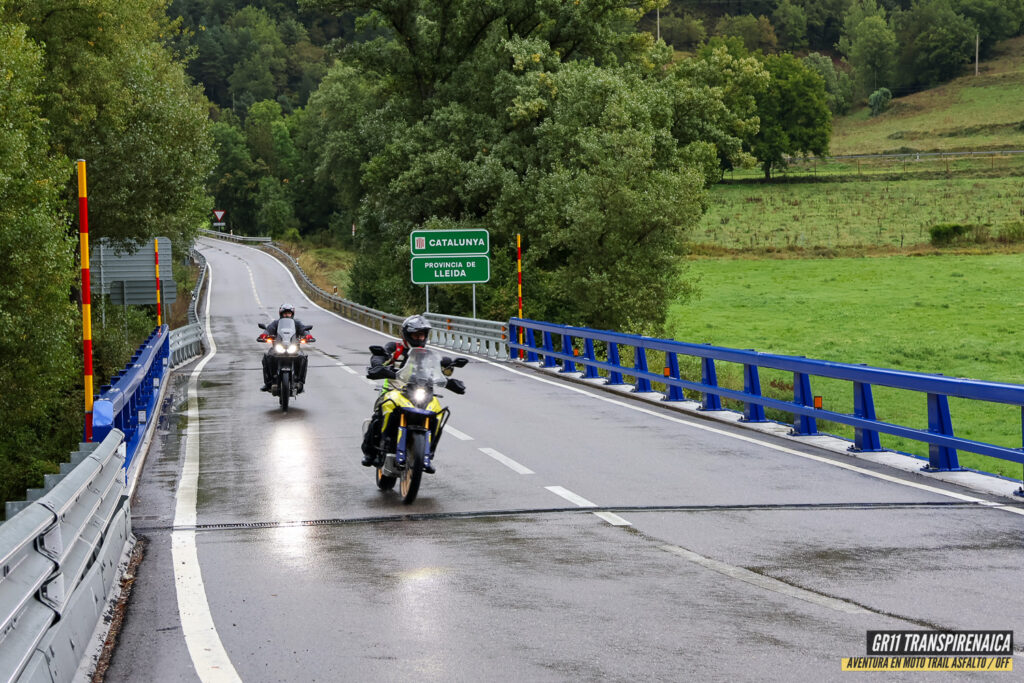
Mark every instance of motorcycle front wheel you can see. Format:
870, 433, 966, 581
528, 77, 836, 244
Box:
376, 467, 397, 491
279, 373, 290, 411
399, 431, 425, 504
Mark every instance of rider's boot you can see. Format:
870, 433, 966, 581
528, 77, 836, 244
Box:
360, 415, 379, 466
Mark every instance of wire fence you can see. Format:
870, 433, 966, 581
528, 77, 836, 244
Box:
726, 150, 1024, 182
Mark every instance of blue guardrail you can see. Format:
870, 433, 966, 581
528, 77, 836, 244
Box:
92, 325, 169, 468
509, 318, 1024, 474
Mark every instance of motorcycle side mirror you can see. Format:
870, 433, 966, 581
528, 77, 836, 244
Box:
368, 345, 387, 356
305, 325, 313, 331
453, 357, 469, 368
258, 322, 267, 330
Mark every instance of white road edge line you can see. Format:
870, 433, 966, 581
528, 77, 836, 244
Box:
172, 258, 243, 682
445, 426, 473, 441
545, 485, 633, 526
480, 447, 534, 474
478, 357, 1024, 518
659, 544, 870, 614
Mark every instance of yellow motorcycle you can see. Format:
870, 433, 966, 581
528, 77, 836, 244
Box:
365, 347, 466, 503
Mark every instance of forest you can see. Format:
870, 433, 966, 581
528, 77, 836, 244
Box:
1, 0, 1021, 506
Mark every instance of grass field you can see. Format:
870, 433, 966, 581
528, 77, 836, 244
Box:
697, 176, 1024, 250
667, 253, 1024, 479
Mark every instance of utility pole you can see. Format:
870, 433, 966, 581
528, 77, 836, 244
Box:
975, 33, 979, 75
656, 6, 660, 42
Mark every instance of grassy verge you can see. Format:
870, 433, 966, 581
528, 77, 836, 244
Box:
668, 253, 1024, 480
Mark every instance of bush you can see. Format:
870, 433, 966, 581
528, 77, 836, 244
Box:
868, 87, 892, 117
997, 221, 1024, 244
927, 222, 995, 246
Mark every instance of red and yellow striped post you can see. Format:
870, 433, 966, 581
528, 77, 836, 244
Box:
154, 238, 162, 326
77, 160, 94, 441
516, 233, 524, 359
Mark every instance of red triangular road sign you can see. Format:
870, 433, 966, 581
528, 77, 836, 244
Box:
213, 209, 226, 221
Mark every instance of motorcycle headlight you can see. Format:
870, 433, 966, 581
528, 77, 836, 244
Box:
287, 343, 298, 354
274, 343, 285, 353
411, 387, 428, 405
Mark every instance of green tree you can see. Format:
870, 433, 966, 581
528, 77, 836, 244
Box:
7, 0, 215, 252
750, 53, 831, 179
773, 0, 809, 49
714, 13, 779, 52
845, 14, 898, 93
893, 0, 977, 89
951, 0, 1024, 60
304, 0, 736, 331
0, 13, 79, 506
803, 52, 854, 114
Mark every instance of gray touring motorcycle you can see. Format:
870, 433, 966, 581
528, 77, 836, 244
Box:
257, 318, 313, 411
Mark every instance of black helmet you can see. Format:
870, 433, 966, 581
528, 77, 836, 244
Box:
401, 314, 431, 348
279, 303, 295, 318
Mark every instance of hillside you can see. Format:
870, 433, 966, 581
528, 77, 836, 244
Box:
831, 36, 1024, 155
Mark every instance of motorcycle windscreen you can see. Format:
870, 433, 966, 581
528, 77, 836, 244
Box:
397, 348, 448, 389
276, 318, 297, 344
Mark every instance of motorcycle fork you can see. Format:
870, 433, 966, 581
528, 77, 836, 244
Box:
396, 411, 433, 469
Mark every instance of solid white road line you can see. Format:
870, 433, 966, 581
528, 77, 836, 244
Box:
445, 426, 473, 441
172, 259, 242, 682
659, 544, 870, 614
480, 447, 534, 474
545, 485, 633, 526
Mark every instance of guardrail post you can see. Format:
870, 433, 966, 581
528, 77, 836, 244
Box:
664, 352, 685, 402
582, 338, 600, 379
700, 357, 722, 410
791, 372, 818, 435
606, 343, 625, 385
924, 393, 962, 471
633, 347, 652, 393
852, 382, 883, 451
742, 364, 767, 422
541, 331, 558, 369
560, 335, 577, 373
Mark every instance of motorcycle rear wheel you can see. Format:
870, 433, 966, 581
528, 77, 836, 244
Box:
399, 431, 425, 504
280, 374, 290, 411
376, 467, 397, 491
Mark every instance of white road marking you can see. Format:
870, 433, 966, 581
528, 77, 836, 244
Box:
479, 357, 1024, 518
445, 426, 473, 441
480, 447, 534, 474
245, 261, 262, 309
172, 259, 243, 682
545, 486, 633, 526
546, 485, 596, 507
336, 362, 357, 375
659, 544, 870, 614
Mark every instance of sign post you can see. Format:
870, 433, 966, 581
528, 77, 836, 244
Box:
409, 229, 490, 317
77, 160, 94, 441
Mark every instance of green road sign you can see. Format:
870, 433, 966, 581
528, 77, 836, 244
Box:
410, 229, 489, 256
411, 256, 490, 284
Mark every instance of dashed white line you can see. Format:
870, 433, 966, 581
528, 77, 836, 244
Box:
445, 426, 473, 441
545, 486, 633, 526
479, 447, 534, 474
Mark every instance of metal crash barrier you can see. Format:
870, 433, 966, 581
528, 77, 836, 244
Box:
0, 430, 129, 683
510, 317, 1024, 473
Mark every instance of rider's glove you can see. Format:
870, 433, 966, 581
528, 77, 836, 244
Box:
446, 378, 466, 395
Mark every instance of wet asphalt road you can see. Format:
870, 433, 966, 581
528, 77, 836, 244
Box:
105, 238, 1024, 682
